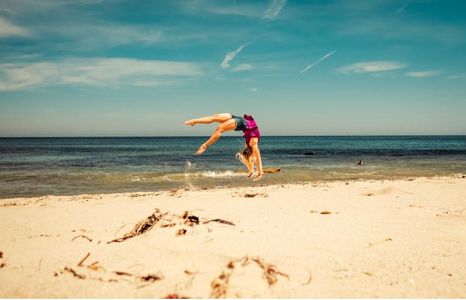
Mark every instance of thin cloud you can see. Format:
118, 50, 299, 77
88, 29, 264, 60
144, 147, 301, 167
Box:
0, 17, 30, 38
406, 70, 441, 78
232, 63, 253, 72
448, 74, 466, 80
338, 61, 407, 74
263, 0, 286, 20
0, 58, 202, 91
220, 44, 247, 69
300, 50, 337, 74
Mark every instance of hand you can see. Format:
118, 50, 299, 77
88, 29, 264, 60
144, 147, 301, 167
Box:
252, 172, 263, 181
195, 144, 206, 155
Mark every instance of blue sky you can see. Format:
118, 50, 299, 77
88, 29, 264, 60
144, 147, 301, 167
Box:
0, 0, 465, 136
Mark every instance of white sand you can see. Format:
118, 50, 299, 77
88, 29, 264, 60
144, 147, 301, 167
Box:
0, 176, 465, 298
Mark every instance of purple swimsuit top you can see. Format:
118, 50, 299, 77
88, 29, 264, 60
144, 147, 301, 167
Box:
242, 114, 260, 145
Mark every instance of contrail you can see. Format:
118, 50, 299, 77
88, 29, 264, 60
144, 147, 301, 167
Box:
300, 50, 337, 74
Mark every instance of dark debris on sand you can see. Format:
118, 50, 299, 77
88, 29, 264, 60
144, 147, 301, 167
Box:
108, 209, 235, 243
210, 255, 289, 298
0, 251, 5, 269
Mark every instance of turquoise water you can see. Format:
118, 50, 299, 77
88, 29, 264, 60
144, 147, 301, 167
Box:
0, 136, 465, 198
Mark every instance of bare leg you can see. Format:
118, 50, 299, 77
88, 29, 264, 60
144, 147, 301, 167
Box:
196, 119, 236, 155
185, 113, 232, 126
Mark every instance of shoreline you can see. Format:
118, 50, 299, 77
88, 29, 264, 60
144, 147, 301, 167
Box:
1, 176, 465, 297
1, 173, 465, 202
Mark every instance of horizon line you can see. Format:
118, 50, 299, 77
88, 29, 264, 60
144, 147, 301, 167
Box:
1, 134, 465, 138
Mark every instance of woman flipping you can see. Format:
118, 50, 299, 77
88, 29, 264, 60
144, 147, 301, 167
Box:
184, 113, 263, 180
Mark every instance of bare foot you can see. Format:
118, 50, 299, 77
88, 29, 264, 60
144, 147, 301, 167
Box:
184, 119, 196, 126
195, 144, 206, 155
247, 171, 253, 178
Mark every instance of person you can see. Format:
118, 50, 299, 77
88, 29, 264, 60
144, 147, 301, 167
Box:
184, 113, 263, 180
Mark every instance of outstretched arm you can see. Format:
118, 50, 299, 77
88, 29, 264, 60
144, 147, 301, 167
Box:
236, 152, 255, 178
249, 138, 263, 180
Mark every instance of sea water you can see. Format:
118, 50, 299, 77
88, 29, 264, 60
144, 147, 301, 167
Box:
0, 136, 465, 198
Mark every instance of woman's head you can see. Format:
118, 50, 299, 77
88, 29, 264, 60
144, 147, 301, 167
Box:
242, 145, 253, 159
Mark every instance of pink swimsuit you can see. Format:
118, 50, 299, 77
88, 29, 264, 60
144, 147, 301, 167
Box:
242, 114, 260, 145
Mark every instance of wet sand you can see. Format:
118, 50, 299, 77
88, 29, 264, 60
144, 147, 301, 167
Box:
0, 176, 465, 298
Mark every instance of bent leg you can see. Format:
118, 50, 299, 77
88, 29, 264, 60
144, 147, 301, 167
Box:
185, 113, 232, 126
195, 119, 236, 155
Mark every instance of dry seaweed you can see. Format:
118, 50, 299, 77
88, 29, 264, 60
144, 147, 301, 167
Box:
210, 269, 232, 298
210, 255, 288, 298
139, 273, 164, 282
64, 267, 86, 279
108, 209, 165, 243
72, 234, 93, 242
177, 228, 187, 236
310, 210, 334, 215
165, 293, 190, 299
184, 270, 197, 275
368, 237, 392, 247
251, 257, 289, 286
88, 261, 105, 271
77, 252, 91, 267
302, 271, 312, 285
0, 251, 4, 269
204, 219, 235, 226
263, 167, 281, 174
244, 193, 259, 198
184, 216, 199, 226
114, 271, 133, 276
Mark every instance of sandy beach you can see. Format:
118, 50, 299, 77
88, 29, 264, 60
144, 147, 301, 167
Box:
0, 176, 465, 298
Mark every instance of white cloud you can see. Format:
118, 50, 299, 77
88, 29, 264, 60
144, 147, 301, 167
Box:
249, 87, 258, 92
448, 74, 466, 80
263, 0, 287, 20
220, 44, 247, 69
232, 63, 253, 72
338, 61, 407, 74
0, 17, 30, 38
0, 58, 202, 91
300, 50, 337, 73
405, 70, 441, 78
42, 22, 163, 49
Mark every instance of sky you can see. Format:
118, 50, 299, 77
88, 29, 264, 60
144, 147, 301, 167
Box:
0, 0, 465, 136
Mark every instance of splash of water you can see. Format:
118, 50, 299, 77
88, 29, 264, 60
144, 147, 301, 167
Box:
184, 160, 194, 189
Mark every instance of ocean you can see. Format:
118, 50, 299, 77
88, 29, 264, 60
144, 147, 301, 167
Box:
1, 136, 465, 198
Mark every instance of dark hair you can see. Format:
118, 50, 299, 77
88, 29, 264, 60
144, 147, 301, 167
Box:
242, 146, 253, 159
